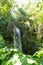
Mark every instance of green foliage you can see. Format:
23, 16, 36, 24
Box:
0, 0, 14, 35
0, 47, 43, 65
0, 0, 14, 45
0, 35, 5, 48
33, 49, 43, 65
0, 0, 14, 22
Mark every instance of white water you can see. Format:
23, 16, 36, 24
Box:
13, 26, 22, 52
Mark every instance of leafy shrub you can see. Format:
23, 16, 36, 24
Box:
0, 47, 43, 65
0, 35, 5, 48
32, 49, 43, 65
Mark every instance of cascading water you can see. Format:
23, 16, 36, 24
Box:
13, 25, 22, 52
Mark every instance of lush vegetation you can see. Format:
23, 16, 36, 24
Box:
0, 47, 43, 65
0, 0, 43, 65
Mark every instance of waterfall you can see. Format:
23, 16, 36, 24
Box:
13, 25, 22, 52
